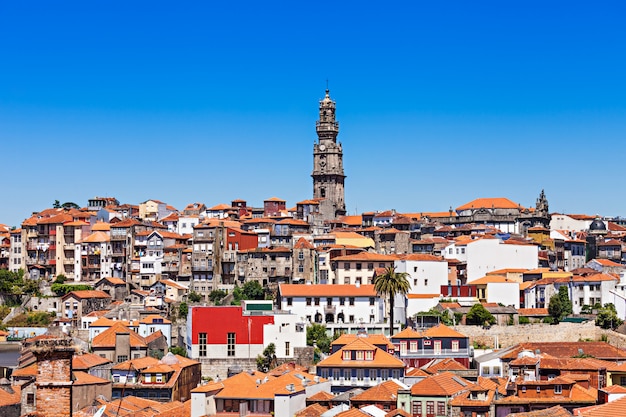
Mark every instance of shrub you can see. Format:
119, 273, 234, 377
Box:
519, 316, 530, 324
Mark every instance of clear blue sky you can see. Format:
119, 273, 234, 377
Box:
1, 1, 625, 228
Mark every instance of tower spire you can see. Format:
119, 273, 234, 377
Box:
312, 89, 346, 220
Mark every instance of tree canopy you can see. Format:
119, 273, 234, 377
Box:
596, 303, 623, 330
373, 266, 410, 336
466, 304, 495, 326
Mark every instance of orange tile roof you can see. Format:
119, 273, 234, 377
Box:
350, 379, 404, 403
308, 390, 335, 401
422, 324, 467, 338
11, 363, 37, 377
62, 290, 111, 300
423, 358, 468, 373
280, 284, 377, 297
573, 394, 626, 416
332, 333, 395, 349
518, 308, 549, 316
335, 408, 370, 417
318, 338, 405, 369
411, 372, 475, 396
0, 382, 21, 407
456, 197, 522, 211
73, 370, 111, 386
91, 322, 147, 348
294, 237, 315, 249
469, 275, 518, 285
73, 352, 112, 370
139, 314, 171, 324
332, 252, 397, 262
399, 254, 444, 262
81, 231, 110, 243
296, 403, 329, 417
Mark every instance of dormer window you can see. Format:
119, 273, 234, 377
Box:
365, 350, 374, 360
342, 350, 350, 360
356, 350, 364, 360
555, 384, 562, 394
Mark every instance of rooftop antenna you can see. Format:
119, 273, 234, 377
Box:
326, 78, 329, 90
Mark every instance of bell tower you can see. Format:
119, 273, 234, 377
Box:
312, 89, 346, 220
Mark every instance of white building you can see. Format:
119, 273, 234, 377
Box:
550, 214, 600, 232
394, 254, 449, 320
138, 314, 173, 346
278, 283, 383, 326
443, 237, 538, 283
74, 231, 112, 281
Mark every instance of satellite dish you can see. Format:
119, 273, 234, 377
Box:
93, 405, 106, 417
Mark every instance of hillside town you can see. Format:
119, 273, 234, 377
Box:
2, 91, 626, 417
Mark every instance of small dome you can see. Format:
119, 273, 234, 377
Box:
589, 218, 606, 231
159, 352, 180, 365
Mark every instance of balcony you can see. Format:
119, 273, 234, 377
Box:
324, 305, 336, 314
64, 258, 75, 265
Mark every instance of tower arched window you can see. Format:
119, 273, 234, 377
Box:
320, 188, 326, 198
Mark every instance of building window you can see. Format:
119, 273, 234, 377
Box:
410, 341, 417, 352
356, 263, 362, 270
287, 297, 292, 306
381, 369, 389, 379
342, 350, 350, 360
27, 393, 35, 406
357, 369, 364, 380
349, 297, 355, 306
285, 341, 290, 356
536, 386, 541, 393
369, 297, 375, 306
412, 401, 422, 416
227, 333, 236, 357
155, 373, 163, 383
199, 332, 207, 357
437, 401, 446, 415
344, 263, 350, 271
117, 355, 128, 362
555, 384, 562, 394
426, 401, 434, 415
306, 297, 312, 306
343, 369, 351, 380
314, 297, 320, 306
356, 350, 364, 360
451, 340, 459, 352
368, 263, 374, 270
333, 369, 341, 380
365, 350, 373, 360
339, 297, 345, 305
298, 251, 304, 260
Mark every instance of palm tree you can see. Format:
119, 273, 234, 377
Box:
373, 266, 410, 337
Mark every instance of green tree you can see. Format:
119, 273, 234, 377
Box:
53, 200, 61, 208
188, 291, 202, 303
179, 302, 189, 319
373, 266, 410, 336
306, 323, 332, 354
415, 308, 453, 326
242, 280, 265, 300
596, 303, 623, 330
209, 289, 227, 305
54, 274, 67, 284
548, 294, 563, 324
466, 304, 496, 326
61, 202, 80, 209
558, 286, 573, 316
169, 346, 188, 357
256, 343, 277, 372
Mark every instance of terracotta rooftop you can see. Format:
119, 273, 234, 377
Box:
280, 284, 377, 297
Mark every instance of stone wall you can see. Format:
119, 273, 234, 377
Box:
454, 322, 603, 349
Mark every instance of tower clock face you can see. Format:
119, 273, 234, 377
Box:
319, 144, 326, 151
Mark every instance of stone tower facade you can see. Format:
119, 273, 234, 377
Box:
312, 89, 346, 221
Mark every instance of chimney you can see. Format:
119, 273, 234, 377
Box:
30, 337, 76, 417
